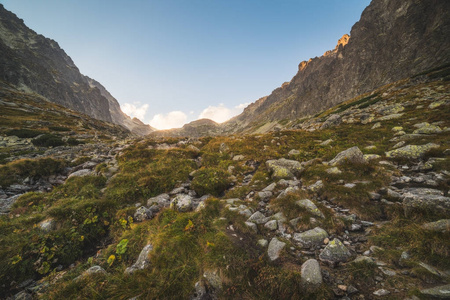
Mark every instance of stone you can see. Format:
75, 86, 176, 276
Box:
13, 291, 33, 300
245, 221, 258, 233
329, 146, 366, 166
402, 191, 450, 217
352, 256, 375, 265
371, 122, 381, 129
295, 199, 325, 218
258, 239, 268, 247
320, 139, 334, 146
257, 191, 272, 202
385, 143, 440, 159
364, 154, 381, 161
125, 244, 153, 274
68, 169, 92, 179
422, 219, 450, 232
170, 194, 193, 212
321, 114, 342, 129
203, 270, 222, 291
326, 167, 342, 174
264, 220, 278, 231
413, 124, 442, 134
319, 238, 351, 263
293, 227, 328, 247
420, 284, 450, 298
247, 211, 270, 224
38, 218, 56, 232
81, 265, 106, 277
232, 154, 245, 161
133, 206, 152, 222
373, 289, 390, 296
307, 180, 324, 193
265, 158, 303, 180
147, 193, 170, 207
300, 259, 323, 286
268, 237, 286, 261
271, 212, 287, 222
288, 149, 300, 156
262, 182, 277, 192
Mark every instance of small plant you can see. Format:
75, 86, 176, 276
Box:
191, 167, 231, 197
32, 134, 65, 147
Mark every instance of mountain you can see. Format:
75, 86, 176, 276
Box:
0, 4, 154, 135
225, 0, 450, 133
150, 118, 221, 138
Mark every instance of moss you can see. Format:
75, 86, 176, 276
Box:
32, 133, 65, 147
191, 168, 231, 197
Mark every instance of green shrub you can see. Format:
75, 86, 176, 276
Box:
48, 126, 70, 132
6, 129, 43, 138
191, 168, 231, 197
67, 137, 84, 146
32, 134, 65, 147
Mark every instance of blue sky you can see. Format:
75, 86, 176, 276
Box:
1, 0, 371, 129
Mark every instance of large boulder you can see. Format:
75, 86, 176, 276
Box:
420, 284, 450, 299
329, 146, 366, 166
170, 194, 193, 212
301, 259, 323, 286
319, 238, 351, 264
296, 199, 325, 218
266, 158, 303, 180
293, 227, 328, 247
402, 189, 450, 217
267, 237, 286, 261
386, 143, 439, 159
125, 244, 153, 275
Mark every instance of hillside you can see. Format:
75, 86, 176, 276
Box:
1, 67, 449, 299
224, 0, 450, 134
0, 4, 154, 136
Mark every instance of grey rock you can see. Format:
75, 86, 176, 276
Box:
125, 244, 153, 274
422, 219, 450, 232
329, 146, 366, 166
68, 169, 92, 179
258, 239, 268, 247
257, 191, 272, 202
326, 167, 342, 174
134, 206, 152, 222
264, 220, 278, 231
147, 193, 170, 207
319, 238, 351, 263
295, 199, 325, 218
265, 158, 303, 180
301, 259, 323, 286
247, 211, 269, 224
420, 284, 450, 298
170, 194, 193, 212
402, 191, 450, 217
262, 182, 277, 192
293, 227, 328, 247
245, 221, 258, 233
373, 289, 390, 296
385, 143, 440, 159
288, 149, 300, 156
268, 237, 286, 261
203, 270, 222, 291
307, 180, 324, 193
38, 218, 56, 232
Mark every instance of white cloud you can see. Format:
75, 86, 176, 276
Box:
198, 103, 249, 123
149, 111, 188, 130
121, 102, 149, 121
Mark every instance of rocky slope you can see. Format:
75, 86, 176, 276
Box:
224, 0, 450, 133
1, 67, 448, 300
0, 4, 153, 135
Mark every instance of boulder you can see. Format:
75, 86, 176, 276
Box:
258, 239, 268, 247
422, 219, 450, 232
134, 206, 152, 222
319, 238, 351, 263
265, 158, 303, 180
385, 143, 439, 159
245, 221, 258, 233
247, 211, 270, 224
264, 220, 278, 231
170, 194, 193, 212
125, 244, 153, 275
402, 191, 450, 217
293, 227, 328, 247
203, 270, 222, 291
267, 237, 286, 261
295, 199, 325, 218
147, 193, 170, 207
413, 124, 442, 134
68, 169, 92, 179
301, 259, 323, 286
420, 284, 450, 299
320, 114, 342, 129
329, 146, 366, 166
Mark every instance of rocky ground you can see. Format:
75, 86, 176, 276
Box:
0, 73, 449, 299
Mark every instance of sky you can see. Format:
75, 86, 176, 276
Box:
1, 0, 371, 129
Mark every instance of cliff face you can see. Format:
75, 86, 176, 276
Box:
226, 0, 450, 132
0, 4, 154, 135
